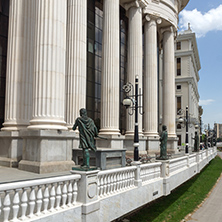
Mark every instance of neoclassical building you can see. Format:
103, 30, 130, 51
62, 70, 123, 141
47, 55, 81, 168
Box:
0, 0, 189, 173
175, 25, 201, 152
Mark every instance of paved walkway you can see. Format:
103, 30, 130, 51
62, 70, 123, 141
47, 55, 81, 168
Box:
0, 166, 71, 184
185, 152, 222, 222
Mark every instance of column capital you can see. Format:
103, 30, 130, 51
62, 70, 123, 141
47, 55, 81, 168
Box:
161, 25, 177, 35
143, 14, 162, 25
124, 0, 146, 11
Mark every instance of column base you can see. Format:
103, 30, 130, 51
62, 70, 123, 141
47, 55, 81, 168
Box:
146, 136, 160, 156
167, 136, 179, 153
96, 134, 124, 149
18, 129, 77, 173
124, 135, 147, 155
0, 131, 23, 167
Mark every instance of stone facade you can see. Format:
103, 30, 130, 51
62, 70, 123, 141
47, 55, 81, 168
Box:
0, 0, 190, 173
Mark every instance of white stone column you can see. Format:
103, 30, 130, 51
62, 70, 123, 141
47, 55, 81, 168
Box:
28, 0, 67, 130
144, 16, 160, 138
65, 0, 87, 129
100, 0, 120, 135
162, 26, 176, 138
125, 1, 143, 136
2, 0, 34, 131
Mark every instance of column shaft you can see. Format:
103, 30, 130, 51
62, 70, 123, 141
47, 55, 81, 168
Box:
28, 0, 67, 130
3, 0, 34, 131
100, 0, 120, 135
144, 19, 158, 137
126, 5, 143, 136
162, 27, 176, 137
66, 0, 87, 129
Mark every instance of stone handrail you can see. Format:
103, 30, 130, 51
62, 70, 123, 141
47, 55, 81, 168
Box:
140, 162, 162, 183
169, 156, 188, 174
98, 166, 137, 198
0, 174, 81, 222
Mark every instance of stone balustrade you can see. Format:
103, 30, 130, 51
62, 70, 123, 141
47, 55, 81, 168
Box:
169, 156, 188, 174
98, 166, 136, 198
0, 175, 81, 222
0, 147, 217, 222
140, 162, 162, 183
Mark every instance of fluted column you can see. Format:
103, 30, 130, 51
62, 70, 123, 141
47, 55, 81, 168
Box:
144, 16, 161, 137
28, 0, 67, 130
125, 1, 143, 136
2, 0, 35, 131
162, 26, 176, 137
65, 0, 87, 129
100, 0, 120, 135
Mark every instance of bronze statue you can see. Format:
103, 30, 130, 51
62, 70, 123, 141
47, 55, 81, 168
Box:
192, 132, 199, 152
157, 125, 168, 160
73, 108, 98, 169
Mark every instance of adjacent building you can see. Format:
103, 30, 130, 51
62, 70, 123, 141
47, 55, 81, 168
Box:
175, 24, 201, 152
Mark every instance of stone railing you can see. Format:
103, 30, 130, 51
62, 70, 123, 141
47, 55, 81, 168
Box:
189, 153, 196, 166
0, 147, 217, 222
0, 174, 81, 222
98, 166, 137, 198
140, 162, 162, 183
169, 156, 188, 174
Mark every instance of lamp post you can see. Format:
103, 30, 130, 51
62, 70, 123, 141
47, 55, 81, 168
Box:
122, 76, 142, 161
185, 106, 188, 153
177, 106, 192, 154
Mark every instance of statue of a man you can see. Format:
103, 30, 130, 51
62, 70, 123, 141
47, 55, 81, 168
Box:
192, 132, 199, 152
73, 108, 98, 169
158, 125, 168, 160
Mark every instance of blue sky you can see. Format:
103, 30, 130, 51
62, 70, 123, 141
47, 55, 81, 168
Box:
179, 0, 222, 130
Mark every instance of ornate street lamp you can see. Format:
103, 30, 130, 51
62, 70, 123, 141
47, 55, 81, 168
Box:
177, 106, 192, 154
122, 76, 143, 161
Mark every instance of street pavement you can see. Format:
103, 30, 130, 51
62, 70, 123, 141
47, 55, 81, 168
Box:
185, 152, 222, 222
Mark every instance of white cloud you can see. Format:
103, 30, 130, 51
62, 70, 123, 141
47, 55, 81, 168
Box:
199, 99, 214, 106
179, 4, 222, 38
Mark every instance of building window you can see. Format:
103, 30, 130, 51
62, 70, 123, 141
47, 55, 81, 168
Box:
176, 41, 181, 50
177, 58, 181, 76
177, 96, 181, 113
178, 135, 181, 146
176, 85, 181, 91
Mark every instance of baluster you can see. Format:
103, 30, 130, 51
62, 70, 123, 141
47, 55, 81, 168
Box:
20, 187, 28, 220
3, 190, 11, 222
113, 173, 117, 193
99, 176, 104, 197
28, 186, 36, 218
130, 170, 134, 187
62, 182, 68, 208
109, 174, 113, 194
56, 182, 62, 210
67, 180, 73, 207
49, 183, 56, 212
107, 174, 110, 195
116, 173, 120, 192
43, 184, 49, 213
119, 173, 123, 191
12, 189, 21, 221
36, 185, 43, 216
97, 176, 101, 197
103, 175, 107, 196
72, 181, 78, 205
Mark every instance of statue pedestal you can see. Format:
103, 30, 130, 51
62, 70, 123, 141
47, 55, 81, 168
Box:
72, 148, 126, 170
